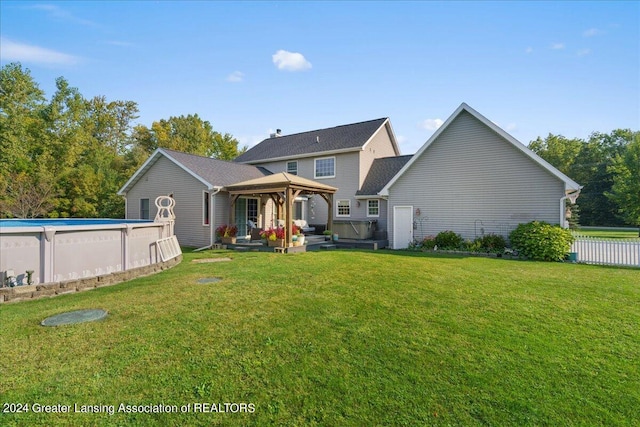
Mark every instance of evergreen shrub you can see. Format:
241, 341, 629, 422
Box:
509, 221, 574, 261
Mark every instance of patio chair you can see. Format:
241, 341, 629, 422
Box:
294, 219, 316, 234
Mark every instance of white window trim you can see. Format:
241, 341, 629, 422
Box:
203, 190, 210, 226
287, 160, 298, 175
336, 199, 351, 217
314, 156, 336, 179
367, 199, 380, 217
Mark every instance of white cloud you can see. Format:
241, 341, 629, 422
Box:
28, 3, 99, 28
551, 42, 565, 50
583, 28, 603, 37
419, 118, 444, 131
525, 47, 533, 54
226, 71, 244, 83
577, 48, 592, 57
0, 37, 80, 65
272, 50, 312, 71
505, 123, 517, 132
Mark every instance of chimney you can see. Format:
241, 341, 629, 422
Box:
270, 129, 282, 138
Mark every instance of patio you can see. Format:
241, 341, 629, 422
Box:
224, 234, 389, 253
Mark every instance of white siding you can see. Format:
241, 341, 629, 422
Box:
124, 156, 211, 248
388, 111, 565, 245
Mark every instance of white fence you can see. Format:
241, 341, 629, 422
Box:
571, 235, 640, 267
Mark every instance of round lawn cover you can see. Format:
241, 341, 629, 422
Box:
197, 277, 222, 284
41, 309, 108, 326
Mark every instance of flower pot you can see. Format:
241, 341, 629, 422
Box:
298, 235, 305, 245
332, 233, 339, 242
268, 238, 284, 247
221, 236, 236, 244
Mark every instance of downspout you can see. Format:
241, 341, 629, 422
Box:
560, 189, 581, 228
194, 187, 222, 252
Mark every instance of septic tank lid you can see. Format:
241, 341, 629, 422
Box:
41, 309, 108, 326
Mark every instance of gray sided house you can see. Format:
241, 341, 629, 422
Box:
119, 103, 580, 249
380, 103, 581, 249
234, 118, 401, 238
117, 148, 268, 248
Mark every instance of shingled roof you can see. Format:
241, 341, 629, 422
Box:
356, 155, 413, 196
118, 148, 269, 195
234, 118, 390, 163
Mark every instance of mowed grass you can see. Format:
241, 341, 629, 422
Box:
576, 228, 640, 239
1, 249, 639, 426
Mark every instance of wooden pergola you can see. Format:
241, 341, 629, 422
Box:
225, 172, 337, 248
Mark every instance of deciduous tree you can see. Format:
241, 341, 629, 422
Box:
606, 133, 640, 231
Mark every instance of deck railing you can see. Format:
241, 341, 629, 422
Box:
571, 234, 640, 267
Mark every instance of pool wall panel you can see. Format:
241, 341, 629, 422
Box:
1, 222, 171, 286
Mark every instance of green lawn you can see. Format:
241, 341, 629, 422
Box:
1, 250, 639, 426
575, 227, 640, 239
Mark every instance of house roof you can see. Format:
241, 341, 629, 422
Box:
356, 155, 413, 197
380, 103, 582, 196
117, 148, 269, 195
225, 172, 337, 194
234, 118, 398, 163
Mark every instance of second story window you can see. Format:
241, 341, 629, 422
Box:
315, 157, 335, 179
287, 161, 298, 175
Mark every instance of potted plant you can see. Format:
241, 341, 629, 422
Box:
323, 230, 332, 241
259, 229, 268, 245
264, 227, 286, 247
216, 224, 238, 244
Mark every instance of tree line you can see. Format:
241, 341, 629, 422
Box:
0, 63, 246, 219
1, 62, 638, 226
530, 130, 639, 228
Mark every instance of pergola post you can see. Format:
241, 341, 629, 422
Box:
285, 187, 293, 247
320, 193, 334, 233
229, 194, 240, 228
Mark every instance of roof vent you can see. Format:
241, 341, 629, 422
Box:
316, 136, 320, 143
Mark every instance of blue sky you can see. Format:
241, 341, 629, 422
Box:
1, 1, 638, 154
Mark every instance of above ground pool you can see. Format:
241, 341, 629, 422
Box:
0, 218, 153, 228
1, 218, 170, 286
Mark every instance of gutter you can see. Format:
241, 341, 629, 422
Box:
560, 189, 581, 228
194, 186, 223, 252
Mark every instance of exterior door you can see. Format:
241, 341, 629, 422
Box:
235, 198, 247, 236
235, 198, 259, 236
393, 206, 413, 249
